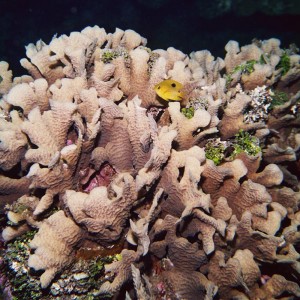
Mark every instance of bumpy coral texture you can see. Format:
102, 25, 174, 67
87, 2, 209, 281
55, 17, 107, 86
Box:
1, 26, 300, 299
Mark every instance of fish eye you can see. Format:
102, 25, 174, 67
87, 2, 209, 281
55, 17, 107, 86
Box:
157, 86, 161, 89
171, 83, 176, 88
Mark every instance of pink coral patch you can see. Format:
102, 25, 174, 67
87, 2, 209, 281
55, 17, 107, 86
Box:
83, 163, 116, 192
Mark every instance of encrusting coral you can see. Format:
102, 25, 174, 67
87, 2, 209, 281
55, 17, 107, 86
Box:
0, 26, 300, 299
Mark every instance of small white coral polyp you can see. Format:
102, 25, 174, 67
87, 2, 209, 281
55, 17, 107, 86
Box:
0, 26, 300, 300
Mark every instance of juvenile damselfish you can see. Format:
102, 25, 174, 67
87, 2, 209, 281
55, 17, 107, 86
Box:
154, 79, 185, 101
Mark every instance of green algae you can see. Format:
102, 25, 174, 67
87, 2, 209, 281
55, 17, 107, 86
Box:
276, 51, 291, 76
3, 230, 41, 300
205, 141, 225, 165
181, 107, 195, 119
231, 129, 261, 158
270, 90, 289, 108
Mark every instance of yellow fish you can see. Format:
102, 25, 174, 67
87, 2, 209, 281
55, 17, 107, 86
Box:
154, 79, 185, 101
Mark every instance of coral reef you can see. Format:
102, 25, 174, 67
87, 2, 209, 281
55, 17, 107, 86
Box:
0, 26, 300, 299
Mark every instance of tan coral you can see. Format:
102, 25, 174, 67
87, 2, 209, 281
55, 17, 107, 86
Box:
224, 39, 281, 90
263, 143, 297, 164
241, 64, 276, 90
0, 175, 30, 208
167, 60, 191, 85
156, 148, 227, 254
28, 210, 84, 288
182, 216, 225, 255
260, 38, 282, 55
159, 146, 208, 217
125, 96, 154, 170
253, 274, 300, 299
91, 98, 133, 173
202, 158, 274, 220
2, 223, 30, 242
269, 90, 300, 121
193, 210, 226, 240
98, 248, 141, 296
154, 47, 188, 73
20, 39, 65, 84
0, 110, 28, 170
211, 197, 232, 222
113, 48, 162, 107
127, 188, 163, 251
224, 41, 263, 73
21, 100, 77, 165
277, 53, 300, 93
0, 61, 13, 94
91, 95, 173, 178
252, 210, 283, 236
113, 46, 193, 108
269, 187, 300, 214
106, 28, 147, 50
98, 184, 150, 296
77, 88, 100, 123
276, 244, 300, 274
2, 196, 41, 240
89, 60, 123, 100
65, 173, 137, 244
21, 95, 86, 154
151, 215, 207, 270
27, 134, 83, 215
131, 264, 153, 300
32, 26, 106, 81
189, 50, 225, 85
49, 77, 87, 103
6, 79, 49, 115
219, 93, 266, 139
209, 249, 262, 299
92, 96, 176, 182
80, 26, 108, 47
168, 101, 219, 149
282, 218, 300, 245
135, 125, 177, 190
233, 249, 261, 289
235, 152, 283, 187
207, 250, 248, 299
235, 212, 284, 261
161, 269, 217, 300
202, 159, 246, 202
20, 26, 108, 84
4, 195, 40, 226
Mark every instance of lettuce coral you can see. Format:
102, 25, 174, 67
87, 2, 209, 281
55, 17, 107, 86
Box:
0, 26, 300, 300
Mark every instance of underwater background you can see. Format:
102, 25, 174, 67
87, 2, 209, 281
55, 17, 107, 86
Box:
0, 0, 300, 74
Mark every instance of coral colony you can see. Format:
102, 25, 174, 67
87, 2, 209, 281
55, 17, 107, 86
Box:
0, 26, 300, 299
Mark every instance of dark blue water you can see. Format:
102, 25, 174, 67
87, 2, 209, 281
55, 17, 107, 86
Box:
0, 0, 299, 75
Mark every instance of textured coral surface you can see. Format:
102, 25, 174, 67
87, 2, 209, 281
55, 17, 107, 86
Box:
0, 26, 300, 299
